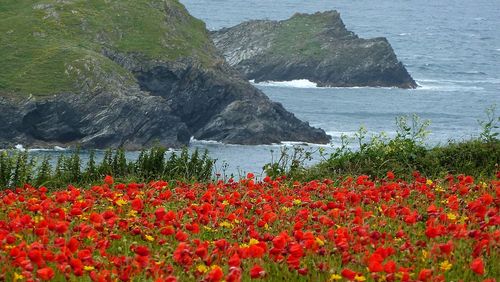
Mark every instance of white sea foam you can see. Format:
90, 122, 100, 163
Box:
28, 146, 68, 152
15, 144, 25, 150
280, 141, 332, 147
251, 79, 319, 88
190, 136, 331, 148
326, 131, 356, 138
415, 80, 484, 92
189, 136, 225, 145
251, 79, 399, 90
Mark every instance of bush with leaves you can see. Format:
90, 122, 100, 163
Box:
269, 109, 499, 181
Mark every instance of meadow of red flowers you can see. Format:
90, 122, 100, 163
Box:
0, 172, 498, 281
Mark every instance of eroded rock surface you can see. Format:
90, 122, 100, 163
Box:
212, 11, 417, 88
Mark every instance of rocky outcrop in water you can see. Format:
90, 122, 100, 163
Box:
0, 0, 329, 149
211, 11, 417, 88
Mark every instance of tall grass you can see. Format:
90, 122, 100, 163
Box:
0, 147, 214, 189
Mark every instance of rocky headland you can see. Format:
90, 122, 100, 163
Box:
0, 0, 329, 149
211, 11, 417, 88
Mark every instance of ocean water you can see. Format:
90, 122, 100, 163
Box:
16, 0, 500, 177
180, 0, 500, 175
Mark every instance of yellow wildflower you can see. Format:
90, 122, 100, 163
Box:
421, 250, 428, 262
354, 275, 367, 281
127, 210, 138, 217
435, 186, 446, 192
84, 266, 95, 271
459, 215, 469, 224
13, 272, 24, 281
281, 207, 291, 212
315, 237, 325, 246
115, 198, 127, 206
197, 264, 208, 273
440, 260, 452, 271
329, 274, 342, 281
293, 199, 302, 205
426, 179, 433, 185
249, 238, 259, 246
447, 213, 457, 221
219, 221, 234, 229
145, 235, 154, 242
377, 275, 387, 282
222, 200, 229, 206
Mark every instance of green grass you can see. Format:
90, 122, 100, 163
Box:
0, 0, 216, 97
269, 12, 350, 59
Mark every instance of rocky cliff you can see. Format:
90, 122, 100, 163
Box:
0, 0, 329, 149
211, 11, 417, 88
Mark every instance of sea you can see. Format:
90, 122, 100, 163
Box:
19, 0, 500, 177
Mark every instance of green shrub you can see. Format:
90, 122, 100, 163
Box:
267, 111, 499, 181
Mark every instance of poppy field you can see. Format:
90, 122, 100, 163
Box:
0, 172, 499, 281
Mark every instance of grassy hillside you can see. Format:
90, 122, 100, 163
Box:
270, 11, 353, 58
0, 0, 215, 96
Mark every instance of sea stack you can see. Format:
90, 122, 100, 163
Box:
211, 11, 417, 88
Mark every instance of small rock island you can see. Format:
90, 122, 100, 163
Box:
211, 11, 417, 88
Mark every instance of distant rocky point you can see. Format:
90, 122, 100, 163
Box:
0, 0, 329, 149
211, 11, 417, 89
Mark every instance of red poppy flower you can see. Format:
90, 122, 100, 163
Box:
384, 261, 397, 273
341, 268, 357, 280
131, 198, 144, 211
418, 269, 433, 281
471, 258, 485, 275
250, 264, 265, 279
134, 245, 150, 257
207, 266, 224, 282
229, 253, 241, 267
37, 267, 55, 281
78, 249, 92, 261
175, 230, 188, 242
387, 171, 395, 180
227, 267, 242, 282
104, 175, 114, 185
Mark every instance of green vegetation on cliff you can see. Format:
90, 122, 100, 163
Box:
0, 0, 216, 96
271, 11, 351, 58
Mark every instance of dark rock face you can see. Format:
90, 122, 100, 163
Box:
132, 59, 330, 145
0, 56, 330, 149
211, 11, 417, 89
0, 91, 189, 150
